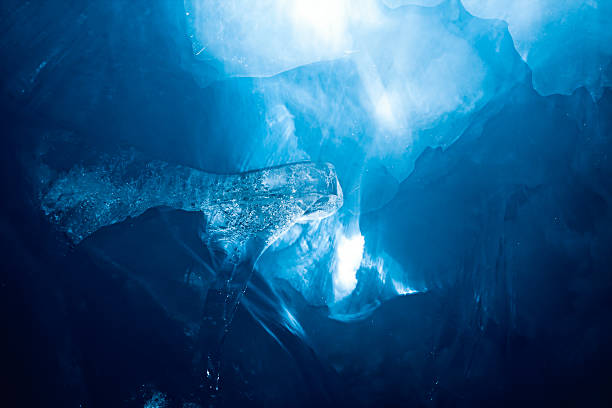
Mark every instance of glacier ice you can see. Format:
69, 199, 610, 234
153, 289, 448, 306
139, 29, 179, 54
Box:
462, 0, 612, 97
1, 0, 612, 404
186, 0, 527, 183
38, 149, 343, 393
177, 0, 610, 323
40, 151, 342, 251
239, 1, 527, 317
383, 0, 445, 7
247, 0, 528, 186
184, 0, 383, 77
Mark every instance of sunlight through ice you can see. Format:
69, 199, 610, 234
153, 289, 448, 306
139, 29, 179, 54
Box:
392, 279, 419, 295
334, 230, 365, 300
291, 0, 349, 47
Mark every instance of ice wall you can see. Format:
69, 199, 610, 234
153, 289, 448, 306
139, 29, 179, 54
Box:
182, 0, 530, 315
8, 0, 612, 331
184, 0, 381, 77
462, 0, 612, 98
186, 1, 527, 179
3, 0, 612, 405
182, 0, 611, 317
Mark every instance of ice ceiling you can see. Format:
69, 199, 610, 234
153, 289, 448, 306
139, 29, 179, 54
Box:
177, 0, 612, 320
3, 0, 612, 404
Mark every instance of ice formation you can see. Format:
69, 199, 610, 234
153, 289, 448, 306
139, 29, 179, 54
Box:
383, 0, 445, 7
184, 0, 383, 77
176, 0, 611, 322
185, 0, 611, 99
181, 0, 529, 315
2, 0, 612, 404
462, 0, 612, 97
39, 150, 343, 393
187, 0, 527, 182
40, 152, 342, 251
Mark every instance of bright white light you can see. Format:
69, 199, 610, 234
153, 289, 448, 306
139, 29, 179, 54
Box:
333, 231, 364, 300
375, 92, 397, 128
290, 0, 349, 47
186, 0, 384, 77
392, 279, 419, 295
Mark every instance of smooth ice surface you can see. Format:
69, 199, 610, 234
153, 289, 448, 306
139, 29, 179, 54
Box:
383, 0, 445, 7
246, 1, 526, 314
184, 0, 382, 77
462, 0, 612, 97
186, 1, 527, 181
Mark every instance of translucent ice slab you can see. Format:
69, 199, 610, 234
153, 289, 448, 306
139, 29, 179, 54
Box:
40, 152, 342, 251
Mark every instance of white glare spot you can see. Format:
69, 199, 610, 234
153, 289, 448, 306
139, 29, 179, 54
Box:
392, 279, 419, 295
290, 0, 348, 47
375, 92, 397, 127
334, 231, 364, 300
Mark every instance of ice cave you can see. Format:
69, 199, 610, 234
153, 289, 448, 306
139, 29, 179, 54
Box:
1, 0, 612, 406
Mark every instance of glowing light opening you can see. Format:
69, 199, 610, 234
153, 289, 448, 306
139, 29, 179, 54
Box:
392, 279, 419, 295
334, 231, 365, 300
290, 0, 349, 47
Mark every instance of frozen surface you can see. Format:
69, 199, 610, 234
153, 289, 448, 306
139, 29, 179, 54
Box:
383, 0, 445, 7
38, 148, 343, 396
462, 0, 612, 97
2, 0, 612, 405
186, 1, 527, 182
184, 0, 382, 77
40, 152, 342, 252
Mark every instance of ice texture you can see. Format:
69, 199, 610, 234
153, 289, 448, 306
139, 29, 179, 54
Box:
246, 1, 526, 316
39, 150, 343, 395
3, 0, 612, 404
40, 152, 342, 251
383, 0, 445, 7
186, 0, 612, 97
180, 0, 608, 320
462, 0, 612, 97
184, 0, 381, 77
186, 1, 527, 182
